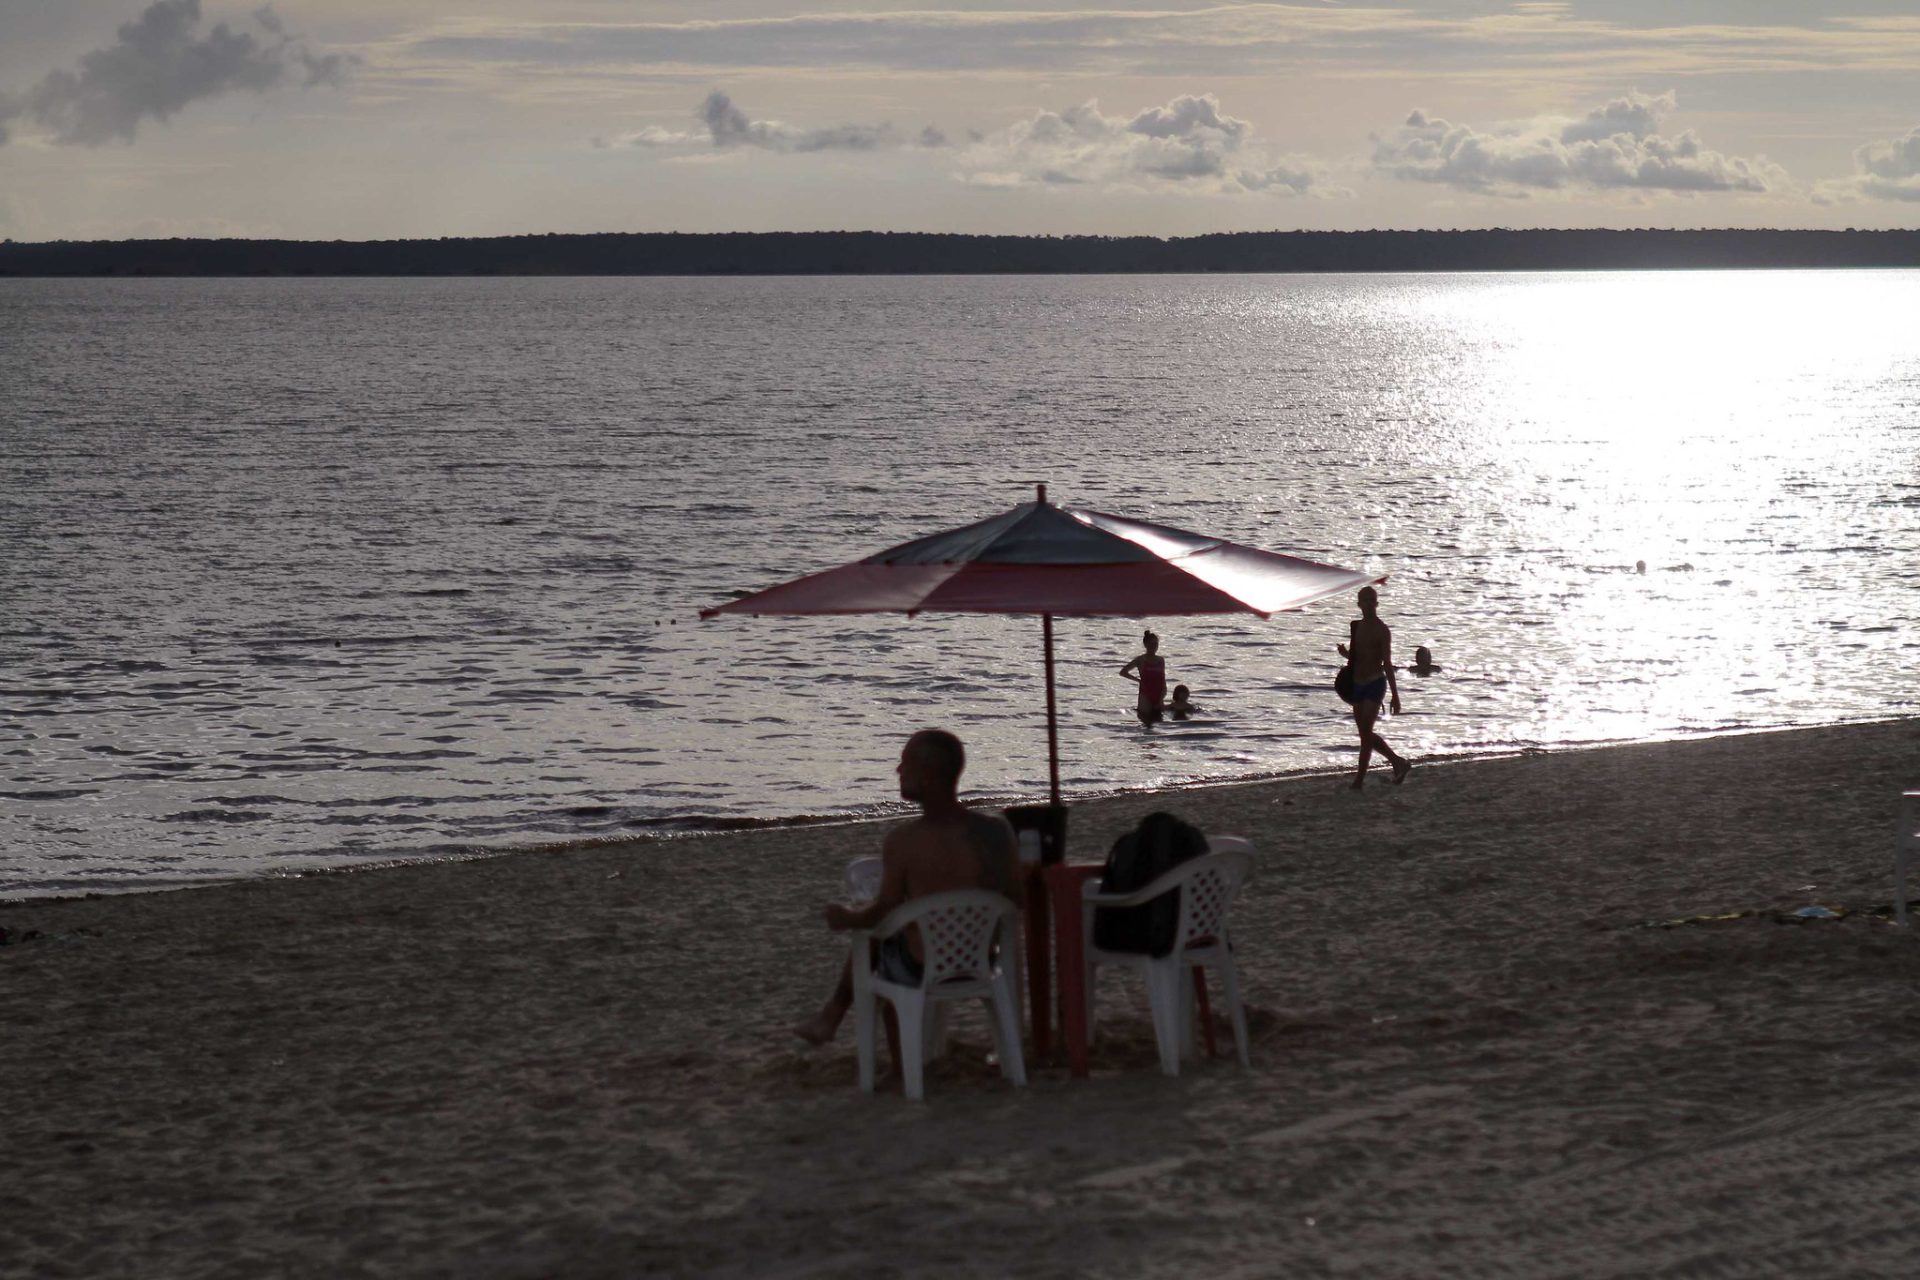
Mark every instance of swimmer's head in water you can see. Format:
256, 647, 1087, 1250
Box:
1172, 684, 1190, 702
1414, 646, 1432, 666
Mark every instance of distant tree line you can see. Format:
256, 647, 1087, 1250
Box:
3, 229, 1919, 276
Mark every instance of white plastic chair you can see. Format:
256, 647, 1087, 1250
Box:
840, 856, 1010, 1064
1895, 791, 1920, 925
849, 890, 1028, 1101
1082, 838, 1255, 1076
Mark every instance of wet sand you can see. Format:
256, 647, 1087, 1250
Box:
7, 719, 1920, 1278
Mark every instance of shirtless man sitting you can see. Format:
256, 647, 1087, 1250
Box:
792, 728, 1022, 1046
1340, 585, 1411, 790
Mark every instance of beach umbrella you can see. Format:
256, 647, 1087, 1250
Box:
700, 485, 1381, 806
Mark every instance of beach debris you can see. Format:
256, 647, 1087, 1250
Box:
1641, 909, 1756, 929
1639, 904, 1851, 929
0, 925, 97, 946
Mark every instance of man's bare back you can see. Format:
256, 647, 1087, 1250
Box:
1348, 615, 1393, 685
867, 811, 1021, 962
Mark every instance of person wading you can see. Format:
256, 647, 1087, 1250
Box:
1120, 630, 1168, 725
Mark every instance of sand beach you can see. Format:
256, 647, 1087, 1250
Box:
7, 719, 1920, 1278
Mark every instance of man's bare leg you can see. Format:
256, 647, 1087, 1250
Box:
792, 955, 853, 1045
1369, 732, 1409, 782
1352, 703, 1379, 789
1353, 703, 1411, 788
882, 1005, 905, 1088
1386, 743, 1412, 784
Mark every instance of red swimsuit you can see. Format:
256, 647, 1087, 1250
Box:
1137, 655, 1167, 706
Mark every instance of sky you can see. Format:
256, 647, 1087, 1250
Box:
2, 0, 1919, 241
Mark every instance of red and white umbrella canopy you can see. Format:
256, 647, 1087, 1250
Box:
701, 489, 1381, 804
701, 497, 1378, 619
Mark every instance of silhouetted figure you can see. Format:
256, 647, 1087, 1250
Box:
1410, 646, 1441, 676
1339, 587, 1410, 789
1120, 630, 1168, 725
792, 729, 1020, 1059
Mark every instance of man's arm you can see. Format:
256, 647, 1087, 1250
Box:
825, 833, 909, 932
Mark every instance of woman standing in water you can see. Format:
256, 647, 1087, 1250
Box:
1120, 630, 1168, 724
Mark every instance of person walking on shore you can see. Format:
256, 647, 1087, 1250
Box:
1120, 630, 1168, 724
1340, 586, 1410, 789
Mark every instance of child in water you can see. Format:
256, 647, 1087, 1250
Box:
1119, 630, 1167, 724
1167, 684, 1196, 720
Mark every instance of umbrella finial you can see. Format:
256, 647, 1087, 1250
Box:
1036, 483, 1047, 505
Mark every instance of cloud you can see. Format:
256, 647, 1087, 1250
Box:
955, 93, 1328, 196
396, 7, 1920, 84
1815, 125, 1920, 202
700, 90, 900, 152
1371, 92, 1788, 196
0, 0, 351, 147
598, 89, 1332, 199
603, 91, 947, 155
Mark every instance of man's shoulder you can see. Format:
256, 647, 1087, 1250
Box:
883, 816, 931, 851
962, 808, 1014, 847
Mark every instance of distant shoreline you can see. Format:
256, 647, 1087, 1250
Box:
4, 228, 1920, 277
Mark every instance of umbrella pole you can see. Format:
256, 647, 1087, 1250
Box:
1042, 611, 1060, 806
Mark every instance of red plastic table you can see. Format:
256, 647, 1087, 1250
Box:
1028, 862, 1218, 1079
1043, 863, 1103, 1077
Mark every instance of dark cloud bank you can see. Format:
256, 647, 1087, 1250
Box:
0, 0, 350, 147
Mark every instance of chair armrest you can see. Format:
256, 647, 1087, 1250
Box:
1081, 880, 1171, 910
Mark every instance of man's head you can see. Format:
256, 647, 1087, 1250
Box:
898, 728, 965, 803
1357, 586, 1378, 616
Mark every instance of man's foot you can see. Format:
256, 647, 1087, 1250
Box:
1349, 779, 1365, 791
1392, 758, 1412, 785
790, 1011, 838, 1046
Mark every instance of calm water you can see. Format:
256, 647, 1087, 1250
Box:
2, 272, 1916, 897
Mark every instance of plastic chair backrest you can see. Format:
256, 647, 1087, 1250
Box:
1171, 850, 1254, 952
876, 890, 1017, 989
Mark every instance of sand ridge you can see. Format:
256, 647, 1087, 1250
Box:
5, 720, 1920, 1278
